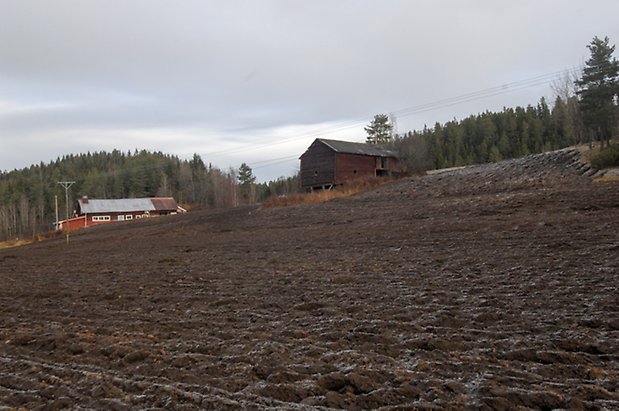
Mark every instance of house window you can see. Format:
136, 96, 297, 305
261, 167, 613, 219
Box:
126, 215, 133, 220
380, 157, 387, 169
117, 215, 125, 221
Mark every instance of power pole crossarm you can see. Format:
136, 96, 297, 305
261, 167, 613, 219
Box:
57, 181, 75, 222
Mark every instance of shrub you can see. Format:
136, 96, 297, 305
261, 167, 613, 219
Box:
591, 144, 619, 169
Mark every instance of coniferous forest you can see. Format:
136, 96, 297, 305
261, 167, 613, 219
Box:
0, 150, 299, 241
1, 35, 618, 242
0, 95, 590, 241
392, 95, 586, 172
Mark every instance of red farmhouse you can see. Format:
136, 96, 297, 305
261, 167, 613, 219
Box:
300, 138, 403, 191
58, 197, 184, 231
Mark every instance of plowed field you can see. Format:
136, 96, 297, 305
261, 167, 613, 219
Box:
1, 149, 618, 410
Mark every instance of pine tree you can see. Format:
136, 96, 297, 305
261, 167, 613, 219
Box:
576, 36, 619, 148
365, 114, 393, 144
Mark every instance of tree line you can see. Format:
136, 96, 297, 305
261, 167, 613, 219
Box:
1, 36, 616, 242
377, 35, 618, 171
391, 95, 585, 171
0, 150, 298, 241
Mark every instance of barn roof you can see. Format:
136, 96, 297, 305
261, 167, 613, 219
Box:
315, 138, 398, 157
78, 197, 178, 214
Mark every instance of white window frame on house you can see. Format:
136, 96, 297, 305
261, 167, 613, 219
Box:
92, 215, 111, 222
125, 215, 133, 220
117, 215, 125, 221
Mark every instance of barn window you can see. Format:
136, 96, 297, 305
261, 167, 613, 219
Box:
117, 215, 125, 221
314, 171, 318, 176
380, 157, 387, 169
126, 215, 133, 220
353, 170, 357, 174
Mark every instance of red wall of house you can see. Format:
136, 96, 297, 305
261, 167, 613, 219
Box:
85, 211, 150, 226
61, 216, 87, 231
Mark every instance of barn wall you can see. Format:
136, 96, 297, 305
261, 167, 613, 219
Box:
378, 157, 405, 174
300, 139, 404, 189
300, 141, 336, 188
334, 153, 377, 184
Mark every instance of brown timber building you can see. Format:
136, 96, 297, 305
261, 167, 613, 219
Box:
300, 138, 403, 191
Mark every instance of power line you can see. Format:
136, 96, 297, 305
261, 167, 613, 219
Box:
390, 68, 580, 118
4, 67, 580, 181
203, 119, 369, 157
204, 66, 580, 162
251, 155, 300, 170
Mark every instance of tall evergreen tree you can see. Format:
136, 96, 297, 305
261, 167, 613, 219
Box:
576, 36, 619, 148
237, 163, 256, 205
365, 114, 393, 144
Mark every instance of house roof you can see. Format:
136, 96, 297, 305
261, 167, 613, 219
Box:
150, 197, 179, 211
314, 138, 398, 158
78, 197, 178, 214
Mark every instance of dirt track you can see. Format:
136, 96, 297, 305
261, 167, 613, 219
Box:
1, 149, 618, 410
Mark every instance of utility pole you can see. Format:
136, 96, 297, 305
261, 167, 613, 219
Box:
57, 181, 75, 221
389, 113, 398, 139
54, 195, 59, 230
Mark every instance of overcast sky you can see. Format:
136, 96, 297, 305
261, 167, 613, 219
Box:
1, 1, 618, 181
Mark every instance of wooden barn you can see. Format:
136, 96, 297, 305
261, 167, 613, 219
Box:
57, 197, 185, 231
300, 138, 403, 191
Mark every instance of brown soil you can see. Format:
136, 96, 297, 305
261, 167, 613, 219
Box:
1, 149, 618, 410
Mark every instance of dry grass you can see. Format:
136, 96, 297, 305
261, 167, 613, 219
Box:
0, 239, 33, 250
592, 175, 619, 183
261, 177, 399, 209
0, 230, 62, 250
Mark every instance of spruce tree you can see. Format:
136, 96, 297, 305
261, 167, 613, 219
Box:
237, 163, 256, 205
576, 36, 619, 148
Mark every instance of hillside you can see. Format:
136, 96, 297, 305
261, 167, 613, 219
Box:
0, 150, 246, 242
0, 149, 618, 409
